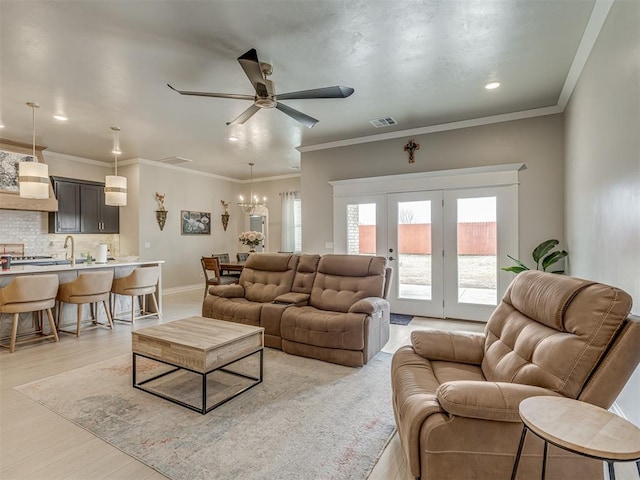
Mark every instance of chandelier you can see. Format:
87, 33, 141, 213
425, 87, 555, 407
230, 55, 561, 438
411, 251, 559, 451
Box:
238, 162, 267, 215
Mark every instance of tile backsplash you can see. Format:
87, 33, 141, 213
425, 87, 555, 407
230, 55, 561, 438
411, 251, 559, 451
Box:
0, 210, 120, 258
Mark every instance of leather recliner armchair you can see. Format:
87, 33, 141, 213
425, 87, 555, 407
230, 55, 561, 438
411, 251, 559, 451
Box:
391, 270, 640, 480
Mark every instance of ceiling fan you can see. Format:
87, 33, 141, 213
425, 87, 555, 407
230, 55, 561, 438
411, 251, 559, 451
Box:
168, 48, 354, 128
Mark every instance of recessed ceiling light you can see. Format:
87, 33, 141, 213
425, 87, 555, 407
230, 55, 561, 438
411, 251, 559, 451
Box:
229, 136, 239, 142
0, 123, 4, 129
485, 82, 501, 90
53, 114, 68, 121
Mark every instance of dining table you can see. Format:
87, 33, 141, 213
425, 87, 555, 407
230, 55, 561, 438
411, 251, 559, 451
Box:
220, 261, 245, 273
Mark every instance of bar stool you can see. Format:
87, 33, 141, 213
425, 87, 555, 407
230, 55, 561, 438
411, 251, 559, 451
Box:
0, 274, 59, 353
110, 266, 160, 325
56, 270, 114, 337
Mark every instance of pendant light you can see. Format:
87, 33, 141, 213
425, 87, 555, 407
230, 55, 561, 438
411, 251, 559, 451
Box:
104, 126, 127, 206
237, 162, 267, 215
19, 102, 49, 199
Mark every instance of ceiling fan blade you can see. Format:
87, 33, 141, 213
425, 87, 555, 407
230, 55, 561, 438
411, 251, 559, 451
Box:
226, 104, 261, 126
167, 84, 254, 101
237, 48, 265, 93
275, 102, 318, 128
277, 85, 355, 100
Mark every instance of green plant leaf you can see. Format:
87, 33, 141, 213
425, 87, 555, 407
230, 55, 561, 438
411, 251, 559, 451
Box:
550, 269, 565, 274
502, 255, 530, 273
541, 250, 568, 271
502, 265, 529, 273
532, 239, 559, 266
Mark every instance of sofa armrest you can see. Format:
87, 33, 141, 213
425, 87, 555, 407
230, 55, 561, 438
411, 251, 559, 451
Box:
208, 284, 245, 298
411, 330, 485, 365
436, 381, 562, 422
273, 292, 310, 306
348, 297, 389, 314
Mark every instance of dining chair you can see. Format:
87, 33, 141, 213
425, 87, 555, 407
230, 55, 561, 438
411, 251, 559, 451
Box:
201, 256, 238, 299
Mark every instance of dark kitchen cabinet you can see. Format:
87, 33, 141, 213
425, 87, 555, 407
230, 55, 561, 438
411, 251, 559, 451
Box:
49, 179, 81, 233
49, 177, 120, 234
80, 184, 119, 233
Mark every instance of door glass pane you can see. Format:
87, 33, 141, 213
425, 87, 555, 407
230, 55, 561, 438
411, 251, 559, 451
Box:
457, 197, 497, 305
398, 200, 431, 300
347, 203, 376, 255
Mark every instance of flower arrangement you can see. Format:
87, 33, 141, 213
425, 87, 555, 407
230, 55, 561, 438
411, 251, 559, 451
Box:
238, 231, 264, 250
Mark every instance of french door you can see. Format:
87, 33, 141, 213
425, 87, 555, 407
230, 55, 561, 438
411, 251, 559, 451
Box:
335, 185, 517, 321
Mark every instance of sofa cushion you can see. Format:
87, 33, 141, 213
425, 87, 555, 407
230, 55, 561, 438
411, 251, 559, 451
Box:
310, 255, 386, 313
240, 253, 298, 303
202, 296, 262, 327
280, 306, 369, 351
291, 254, 320, 293
482, 271, 632, 398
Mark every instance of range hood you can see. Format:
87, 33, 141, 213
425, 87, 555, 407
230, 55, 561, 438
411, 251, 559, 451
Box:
0, 139, 58, 212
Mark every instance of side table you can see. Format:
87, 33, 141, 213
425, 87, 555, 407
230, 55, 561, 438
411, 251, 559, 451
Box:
511, 396, 640, 480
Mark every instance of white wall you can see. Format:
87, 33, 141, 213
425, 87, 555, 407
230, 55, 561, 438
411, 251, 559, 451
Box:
301, 114, 566, 263
565, 0, 639, 424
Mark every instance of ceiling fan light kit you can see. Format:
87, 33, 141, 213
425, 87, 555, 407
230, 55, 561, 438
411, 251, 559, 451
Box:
169, 48, 354, 128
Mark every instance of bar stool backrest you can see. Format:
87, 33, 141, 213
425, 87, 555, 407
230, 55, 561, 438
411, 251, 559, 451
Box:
0, 274, 59, 308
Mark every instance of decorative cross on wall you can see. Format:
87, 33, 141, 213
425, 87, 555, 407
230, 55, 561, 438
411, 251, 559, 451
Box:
404, 139, 420, 163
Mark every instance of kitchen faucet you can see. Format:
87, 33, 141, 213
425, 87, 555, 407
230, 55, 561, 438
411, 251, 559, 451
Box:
63, 235, 75, 267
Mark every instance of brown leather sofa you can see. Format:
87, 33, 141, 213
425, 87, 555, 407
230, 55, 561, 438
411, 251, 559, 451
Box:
202, 253, 301, 348
202, 253, 391, 366
391, 271, 640, 480
280, 254, 390, 367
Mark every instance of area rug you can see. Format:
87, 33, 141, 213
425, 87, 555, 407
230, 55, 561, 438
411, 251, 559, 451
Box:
15, 349, 395, 480
390, 313, 414, 325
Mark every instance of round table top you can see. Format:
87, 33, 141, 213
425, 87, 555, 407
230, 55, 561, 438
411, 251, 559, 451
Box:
519, 396, 640, 461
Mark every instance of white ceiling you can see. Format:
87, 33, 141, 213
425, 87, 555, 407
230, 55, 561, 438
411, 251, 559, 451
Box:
0, 0, 598, 180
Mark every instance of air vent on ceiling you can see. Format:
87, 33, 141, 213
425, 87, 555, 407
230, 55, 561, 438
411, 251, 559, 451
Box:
157, 156, 193, 166
369, 117, 397, 128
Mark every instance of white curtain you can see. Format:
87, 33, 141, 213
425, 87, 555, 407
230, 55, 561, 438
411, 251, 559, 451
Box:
280, 191, 299, 252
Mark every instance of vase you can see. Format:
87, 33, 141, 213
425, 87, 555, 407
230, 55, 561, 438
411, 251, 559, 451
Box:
155, 210, 167, 231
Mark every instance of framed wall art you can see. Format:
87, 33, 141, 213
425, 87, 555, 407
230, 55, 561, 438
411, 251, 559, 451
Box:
181, 210, 211, 235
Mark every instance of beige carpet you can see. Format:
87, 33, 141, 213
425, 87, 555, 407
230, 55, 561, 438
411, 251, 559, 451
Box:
15, 349, 395, 480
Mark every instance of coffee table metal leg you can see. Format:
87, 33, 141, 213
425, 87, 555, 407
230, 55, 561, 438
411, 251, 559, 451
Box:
202, 371, 207, 415
132, 353, 137, 387
541, 440, 548, 480
636, 460, 639, 477
511, 426, 529, 480
607, 461, 616, 480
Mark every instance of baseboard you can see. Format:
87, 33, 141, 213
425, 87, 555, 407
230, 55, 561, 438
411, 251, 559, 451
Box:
609, 401, 628, 420
163, 284, 202, 295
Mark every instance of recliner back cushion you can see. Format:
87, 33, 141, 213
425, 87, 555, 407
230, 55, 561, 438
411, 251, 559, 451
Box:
240, 254, 298, 302
310, 255, 386, 313
482, 271, 632, 398
292, 254, 320, 294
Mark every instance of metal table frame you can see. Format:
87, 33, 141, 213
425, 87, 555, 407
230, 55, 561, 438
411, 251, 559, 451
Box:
132, 348, 263, 415
511, 424, 640, 480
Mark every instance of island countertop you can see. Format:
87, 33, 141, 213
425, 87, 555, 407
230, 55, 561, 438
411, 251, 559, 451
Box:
0, 259, 165, 275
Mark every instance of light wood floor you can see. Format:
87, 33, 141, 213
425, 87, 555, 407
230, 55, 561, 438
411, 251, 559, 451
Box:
1, 291, 631, 480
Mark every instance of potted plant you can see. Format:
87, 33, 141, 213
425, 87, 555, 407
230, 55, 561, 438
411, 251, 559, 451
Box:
502, 239, 568, 274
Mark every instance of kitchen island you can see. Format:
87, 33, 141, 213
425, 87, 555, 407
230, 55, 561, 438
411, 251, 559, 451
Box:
0, 259, 165, 340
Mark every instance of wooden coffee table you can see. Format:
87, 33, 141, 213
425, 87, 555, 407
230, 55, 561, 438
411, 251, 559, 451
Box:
511, 396, 640, 480
132, 316, 264, 414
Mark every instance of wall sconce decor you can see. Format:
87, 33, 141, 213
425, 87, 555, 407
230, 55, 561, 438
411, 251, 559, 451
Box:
221, 200, 230, 231
155, 192, 167, 231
